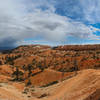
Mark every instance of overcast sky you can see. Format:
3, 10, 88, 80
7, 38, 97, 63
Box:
0, 0, 100, 47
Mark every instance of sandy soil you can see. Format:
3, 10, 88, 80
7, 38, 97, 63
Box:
0, 69, 100, 100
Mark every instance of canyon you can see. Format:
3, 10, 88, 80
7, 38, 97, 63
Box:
0, 44, 100, 100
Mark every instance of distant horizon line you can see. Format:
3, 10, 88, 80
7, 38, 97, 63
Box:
1, 43, 100, 48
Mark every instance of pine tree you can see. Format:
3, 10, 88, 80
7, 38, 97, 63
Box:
37, 62, 44, 72
27, 64, 32, 77
12, 66, 23, 81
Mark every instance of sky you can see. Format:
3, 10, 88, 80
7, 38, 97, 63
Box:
0, 0, 100, 47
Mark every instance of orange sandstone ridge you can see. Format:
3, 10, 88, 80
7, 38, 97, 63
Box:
0, 44, 100, 100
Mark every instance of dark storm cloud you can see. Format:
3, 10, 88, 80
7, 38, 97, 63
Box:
0, 0, 100, 47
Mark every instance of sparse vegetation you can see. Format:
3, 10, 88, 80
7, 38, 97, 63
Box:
41, 81, 58, 87
12, 66, 23, 81
0, 45, 100, 100
26, 79, 32, 86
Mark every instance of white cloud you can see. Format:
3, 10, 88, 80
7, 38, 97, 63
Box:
0, 0, 100, 47
54, 0, 100, 23
79, 0, 100, 23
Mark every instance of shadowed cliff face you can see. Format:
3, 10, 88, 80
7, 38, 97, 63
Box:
0, 44, 100, 100
84, 89, 100, 100
0, 68, 100, 100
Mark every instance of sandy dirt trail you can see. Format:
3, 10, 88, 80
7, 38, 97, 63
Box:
0, 69, 100, 100
42, 69, 100, 100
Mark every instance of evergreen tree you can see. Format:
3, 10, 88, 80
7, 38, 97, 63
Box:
37, 62, 44, 72
27, 64, 32, 77
12, 66, 23, 81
